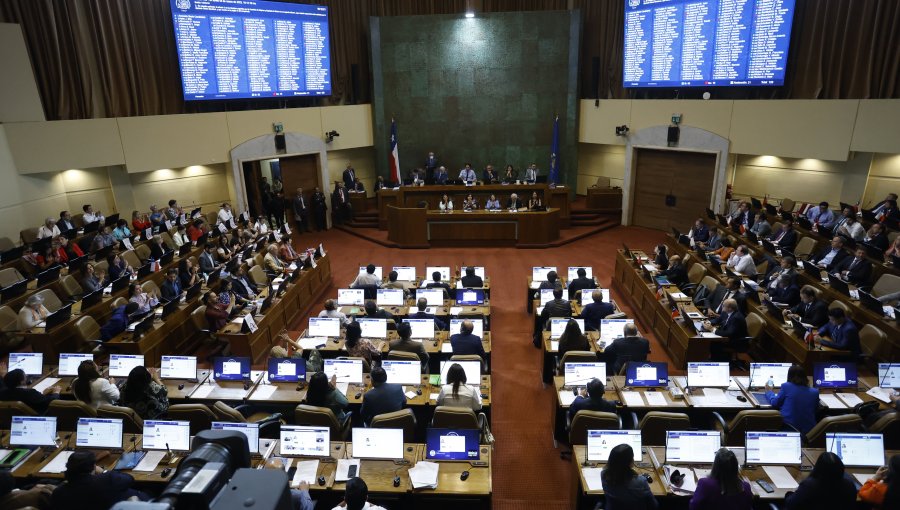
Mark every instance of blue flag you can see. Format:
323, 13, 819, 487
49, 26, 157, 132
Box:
549, 115, 560, 185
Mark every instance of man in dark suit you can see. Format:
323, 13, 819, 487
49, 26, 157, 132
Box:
342, 163, 357, 190
449, 319, 486, 359
460, 266, 483, 288
49, 450, 149, 509
363, 300, 394, 322
424, 152, 438, 179
231, 266, 258, 300
833, 247, 872, 286
706, 277, 747, 317
0, 369, 60, 413
351, 178, 366, 193
810, 236, 850, 272
408, 298, 446, 330
602, 324, 650, 375
58, 210, 77, 232
703, 299, 748, 362
160, 269, 182, 302
768, 219, 797, 249
538, 270, 560, 290
540, 286, 573, 329
863, 223, 889, 252
360, 366, 405, 425
199, 244, 218, 276
581, 289, 615, 331
567, 378, 616, 423
815, 307, 860, 357
867, 193, 898, 216
567, 268, 597, 296
764, 276, 801, 307
729, 201, 754, 230
785, 285, 829, 328
483, 164, 498, 184
389, 322, 429, 369
425, 271, 452, 297
332, 182, 351, 225
507, 193, 523, 210
433, 166, 449, 185
292, 187, 309, 232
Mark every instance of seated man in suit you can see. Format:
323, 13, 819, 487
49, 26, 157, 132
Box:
507, 193, 524, 211
863, 223, 889, 252
833, 246, 872, 286
729, 201, 754, 230
363, 299, 394, 322
263, 244, 287, 276
389, 322, 428, 370
811, 236, 850, 272
749, 213, 772, 238
360, 366, 405, 426
768, 219, 797, 249
567, 268, 597, 296
231, 265, 259, 301
425, 271, 452, 297
382, 270, 412, 296
815, 307, 860, 357
602, 324, 650, 375
764, 275, 801, 308
50, 450, 149, 509
725, 245, 757, 277
784, 285, 829, 328
806, 201, 836, 230
434, 166, 449, 185
762, 255, 797, 290
868, 192, 898, 216
664, 255, 689, 287
581, 289, 615, 331
540, 286, 573, 329
702, 298, 748, 363
160, 268, 183, 302
409, 297, 447, 330
706, 277, 746, 317
449, 319, 486, 360
835, 213, 865, 241
483, 164, 499, 184
566, 378, 616, 424
459, 266, 483, 288
690, 218, 710, 244
0, 369, 60, 413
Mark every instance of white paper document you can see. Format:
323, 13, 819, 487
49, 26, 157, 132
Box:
621, 391, 645, 407
582, 467, 604, 491
191, 384, 215, 399
336, 383, 350, 395
866, 386, 893, 403
763, 465, 799, 489
441, 343, 453, 353
253, 385, 277, 399
32, 377, 61, 394
836, 393, 864, 407
558, 391, 577, 406
644, 392, 668, 407
852, 472, 873, 485
529, 281, 541, 289
133, 450, 166, 472
291, 460, 320, 486
819, 393, 847, 409
703, 388, 728, 404
40, 451, 74, 473
408, 461, 439, 489
550, 340, 559, 351
335, 458, 361, 482
664, 465, 697, 493
404, 390, 417, 400
299, 337, 326, 350
449, 307, 463, 316
429, 393, 440, 401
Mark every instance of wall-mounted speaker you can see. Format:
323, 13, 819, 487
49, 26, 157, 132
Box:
667, 126, 680, 147
275, 133, 286, 153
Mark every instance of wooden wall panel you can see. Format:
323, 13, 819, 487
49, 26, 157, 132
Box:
631, 148, 716, 231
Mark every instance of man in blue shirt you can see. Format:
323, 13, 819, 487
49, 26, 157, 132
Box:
580, 289, 615, 331
449, 319, 486, 360
815, 307, 860, 356
807, 201, 836, 230
360, 366, 405, 426
458, 164, 477, 185
567, 378, 616, 424
100, 302, 140, 341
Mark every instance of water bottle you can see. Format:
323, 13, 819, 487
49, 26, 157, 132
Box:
766, 376, 774, 388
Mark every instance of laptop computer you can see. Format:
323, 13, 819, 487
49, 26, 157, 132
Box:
358, 266, 383, 281
67, 255, 88, 274
382, 360, 421, 386
279, 425, 331, 458
568, 267, 593, 281
440, 360, 481, 386
159, 297, 180, 319
213, 357, 251, 381
267, 358, 305, 383
424, 266, 451, 282
376, 289, 404, 307
357, 318, 387, 339
449, 318, 484, 337
80, 288, 103, 310
0, 246, 25, 264
1, 280, 27, 301
540, 288, 569, 306
665, 431, 721, 464
425, 429, 480, 461
587, 430, 642, 462
580, 289, 610, 306
392, 266, 417, 281
686, 362, 731, 388
550, 318, 584, 339
827, 275, 851, 296
624, 362, 668, 388
600, 318, 635, 343
160, 355, 197, 380
858, 290, 886, 315
36, 266, 61, 287
745, 432, 802, 465
531, 266, 556, 282
9, 353, 42, 376
878, 363, 900, 389
58, 353, 93, 377
323, 359, 364, 385
416, 289, 445, 306
111, 274, 129, 294
308, 317, 340, 338
178, 243, 192, 257
44, 304, 73, 332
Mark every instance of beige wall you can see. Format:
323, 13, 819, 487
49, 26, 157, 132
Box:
862, 153, 900, 207
576, 144, 625, 194
730, 154, 872, 206
0, 24, 44, 123
128, 164, 234, 216
326, 147, 377, 197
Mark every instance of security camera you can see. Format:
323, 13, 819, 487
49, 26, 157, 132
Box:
615, 125, 630, 136
325, 130, 340, 143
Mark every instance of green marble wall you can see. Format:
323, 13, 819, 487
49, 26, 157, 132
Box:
371, 10, 580, 190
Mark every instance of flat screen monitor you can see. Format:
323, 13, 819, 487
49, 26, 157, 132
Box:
392, 266, 416, 281
337, 288, 364, 306
376, 289, 404, 307
108, 354, 145, 378
827, 433, 885, 467
749, 363, 793, 388
358, 266, 383, 280
449, 318, 483, 338
540, 288, 569, 306
425, 266, 451, 281
455, 289, 485, 305
213, 356, 251, 381
877, 363, 900, 389
351, 428, 404, 460
382, 360, 421, 386
212, 422, 260, 453
813, 362, 858, 389
416, 289, 445, 306
623, 0, 798, 88
8, 353, 42, 376
587, 430, 642, 462
687, 362, 731, 388
625, 362, 669, 387
323, 359, 363, 384
308, 317, 340, 338
143, 420, 191, 451
76, 418, 123, 449
563, 362, 606, 387
600, 319, 634, 342
532, 266, 557, 281
58, 353, 94, 377
665, 431, 721, 464
279, 425, 330, 457
550, 318, 584, 339
160, 355, 197, 380
745, 432, 802, 465
357, 318, 387, 338
440, 360, 481, 386
10, 416, 57, 447
581, 289, 610, 305
425, 428, 480, 461
267, 358, 306, 383
568, 266, 593, 281
402, 318, 435, 339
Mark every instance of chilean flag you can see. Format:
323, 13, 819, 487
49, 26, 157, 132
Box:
388, 118, 400, 185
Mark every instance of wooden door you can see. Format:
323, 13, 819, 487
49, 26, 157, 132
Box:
279, 154, 321, 202
631, 148, 716, 232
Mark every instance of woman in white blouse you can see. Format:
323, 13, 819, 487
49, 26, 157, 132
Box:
72, 360, 119, 409
438, 194, 454, 212
437, 363, 482, 412
128, 283, 159, 314
17, 294, 49, 331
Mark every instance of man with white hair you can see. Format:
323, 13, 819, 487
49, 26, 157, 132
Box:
37, 218, 60, 239
18, 294, 49, 331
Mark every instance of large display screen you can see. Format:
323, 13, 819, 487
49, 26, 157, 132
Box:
170, 0, 331, 100
623, 0, 797, 88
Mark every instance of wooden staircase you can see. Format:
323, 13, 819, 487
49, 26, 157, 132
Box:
346, 210, 379, 229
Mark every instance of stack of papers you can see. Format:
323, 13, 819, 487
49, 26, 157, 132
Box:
441, 343, 453, 353
550, 340, 559, 351
449, 307, 463, 316
40, 451, 74, 473
836, 393, 864, 406
558, 391, 577, 406
582, 467, 604, 491
644, 392, 668, 406
408, 461, 439, 489
134, 451, 166, 472
819, 394, 847, 409
621, 391, 645, 407
291, 460, 319, 487
762, 465, 798, 489
866, 386, 893, 403
335, 458, 360, 482
33, 378, 61, 393
191, 384, 215, 399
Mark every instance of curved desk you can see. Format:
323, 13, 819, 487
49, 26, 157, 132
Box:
387, 206, 560, 247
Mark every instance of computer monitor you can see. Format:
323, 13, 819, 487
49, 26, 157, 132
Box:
827, 433, 885, 467
563, 362, 606, 386
877, 363, 900, 389
76, 418, 123, 449
392, 266, 417, 281
449, 318, 483, 338
532, 266, 557, 281
58, 353, 94, 377
351, 428, 404, 460
337, 288, 365, 306
357, 318, 387, 338
455, 289, 485, 305
665, 431, 721, 464
550, 318, 584, 339
160, 355, 197, 380
323, 359, 364, 384
745, 432, 802, 465
425, 429, 480, 461
279, 425, 330, 457
813, 362, 858, 389
587, 430, 642, 462
568, 266, 593, 281
267, 358, 306, 383
9, 353, 42, 376
212, 422, 260, 454
376, 289, 404, 307
749, 363, 793, 389
599, 319, 634, 342
625, 362, 669, 387
440, 360, 481, 386
540, 288, 569, 306
108, 354, 145, 378
687, 362, 731, 388
308, 317, 340, 338
10, 416, 57, 447
402, 318, 435, 339
425, 266, 451, 281
382, 360, 422, 385
213, 357, 251, 381
143, 420, 191, 451
581, 289, 610, 306
358, 266, 383, 281
416, 289, 445, 306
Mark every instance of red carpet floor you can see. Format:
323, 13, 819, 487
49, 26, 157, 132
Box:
288, 224, 669, 509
